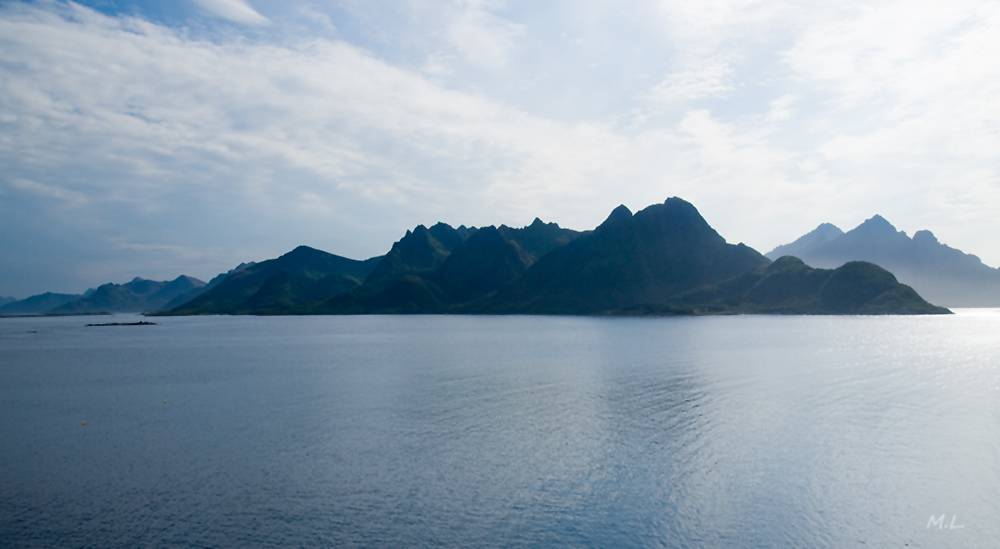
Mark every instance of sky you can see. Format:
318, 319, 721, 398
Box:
1, 0, 998, 298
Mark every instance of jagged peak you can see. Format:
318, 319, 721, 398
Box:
664, 196, 694, 208
598, 204, 632, 229
472, 224, 501, 236
530, 217, 545, 227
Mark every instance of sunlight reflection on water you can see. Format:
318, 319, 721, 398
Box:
1, 313, 998, 548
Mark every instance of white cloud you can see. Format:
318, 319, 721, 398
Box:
192, 0, 270, 26
444, 1, 525, 70
765, 95, 795, 122
0, 3, 623, 244
1, 0, 1000, 296
646, 55, 734, 104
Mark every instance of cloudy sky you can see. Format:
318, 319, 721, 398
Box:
1, 0, 998, 298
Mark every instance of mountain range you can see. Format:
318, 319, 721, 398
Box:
766, 215, 1000, 307
315, 218, 583, 314
4, 198, 962, 317
158, 198, 946, 316
0, 292, 86, 315
49, 275, 208, 314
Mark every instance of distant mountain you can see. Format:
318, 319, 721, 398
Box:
0, 292, 83, 315
0, 296, 15, 307
157, 262, 256, 312
50, 275, 207, 314
766, 223, 844, 260
317, 218, 583, 314
766, 215, 1000, 307
665, 256, 948, 315
163, 247, 381, 315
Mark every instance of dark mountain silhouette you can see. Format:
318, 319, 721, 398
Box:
316, 218, 583, 314
664, 256, 948, 315
0, 292, 83, 315
11, 199, 949, 317
158, 198, 947, 316
158, 262, 257, 312
364, 223, 472, 283
469, 198, 770, 314
0, 296, 15, 307
163, 246, 381, 315
315, 222, 474, 314
50, 275, 207, 314
311, 218, 581, 314
767, 215, 1000, 307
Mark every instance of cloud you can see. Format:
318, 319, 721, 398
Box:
8, 178, 88, 204
1, 0, 999, 297
646, 55, 734, 104
0, 3, 624, 256
444, 1, 525, 70
192, 0, 269, 26
113, 241, 208, 261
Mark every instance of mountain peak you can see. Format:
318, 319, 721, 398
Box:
764, 222, 844, 260
664, 196, 693, 207
598, 205, 632, 229
283, 245, 325, 260
912, 230, 938, 245
856, 214, 898, 234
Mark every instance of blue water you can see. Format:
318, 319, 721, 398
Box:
1, 313, 998, 547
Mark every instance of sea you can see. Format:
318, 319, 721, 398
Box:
1, 312, 998, 548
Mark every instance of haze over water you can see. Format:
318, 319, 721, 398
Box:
1, 312, 998, 547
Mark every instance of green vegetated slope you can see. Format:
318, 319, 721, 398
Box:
316, 219, 583, 314
665, 256, 949, 315
164, 246, 382, 315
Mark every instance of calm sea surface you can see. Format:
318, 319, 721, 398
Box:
1, 312, 998, 548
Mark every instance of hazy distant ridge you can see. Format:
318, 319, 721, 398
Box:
767, 215, 1000, 307
0, 293, 83, 315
